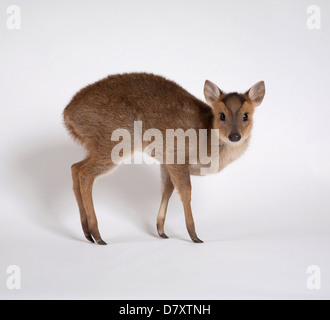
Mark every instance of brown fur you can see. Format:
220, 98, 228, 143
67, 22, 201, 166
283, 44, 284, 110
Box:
63, 73, 265, 244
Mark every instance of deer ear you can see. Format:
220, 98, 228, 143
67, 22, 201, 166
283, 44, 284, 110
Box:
248, 81, 265, 107
204, 80, 222, 107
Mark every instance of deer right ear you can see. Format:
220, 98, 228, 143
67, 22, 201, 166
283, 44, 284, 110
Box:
248, 81, 265, 107
204, 80, 222, 107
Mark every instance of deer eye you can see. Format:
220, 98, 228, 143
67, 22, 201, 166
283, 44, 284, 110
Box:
243, 113, 249, 122
220, 113, 226, 121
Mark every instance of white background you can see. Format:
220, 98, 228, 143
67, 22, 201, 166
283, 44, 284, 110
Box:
0, 0, 329, 300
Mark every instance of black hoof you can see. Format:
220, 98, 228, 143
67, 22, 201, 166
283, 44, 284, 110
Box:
96, 239, 108, 245
191, 237, 204, 244
85, 234, 95, 243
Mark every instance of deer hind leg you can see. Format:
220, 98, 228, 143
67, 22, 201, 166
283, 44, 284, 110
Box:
75, 156, 116, 245
71, 158, 93, 243
157, 165, 174, 239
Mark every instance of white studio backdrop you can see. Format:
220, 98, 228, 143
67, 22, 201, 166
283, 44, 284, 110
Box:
0, 0, 329, 299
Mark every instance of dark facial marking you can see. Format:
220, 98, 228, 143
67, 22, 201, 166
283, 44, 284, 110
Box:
222, 93, 246, 106
221, 93, 246, 114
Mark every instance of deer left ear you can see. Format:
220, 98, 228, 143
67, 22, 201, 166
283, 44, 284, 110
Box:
204, 80, 222, 107
248, 81, 265, 107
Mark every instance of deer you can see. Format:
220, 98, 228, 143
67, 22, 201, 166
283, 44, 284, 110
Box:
63, 73, 265, 245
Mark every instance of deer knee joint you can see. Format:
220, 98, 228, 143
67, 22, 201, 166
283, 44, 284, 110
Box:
181, 188, 191, 203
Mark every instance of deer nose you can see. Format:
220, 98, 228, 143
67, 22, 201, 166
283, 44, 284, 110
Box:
228, 132, 241, 142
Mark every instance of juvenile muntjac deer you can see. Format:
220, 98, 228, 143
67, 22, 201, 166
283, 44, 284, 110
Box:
63, 73, 265, 245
